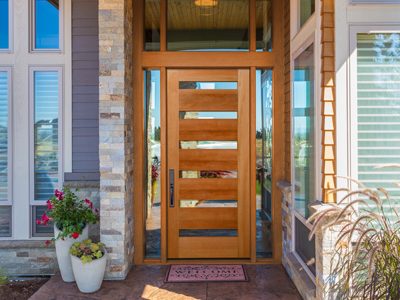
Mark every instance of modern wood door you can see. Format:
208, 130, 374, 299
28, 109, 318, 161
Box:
167, 69, 250, 259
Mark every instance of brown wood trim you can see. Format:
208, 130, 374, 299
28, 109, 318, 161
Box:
133, 0, 145, 265
271, 0, 284, 263
250, 67, 257, 263
160, 0, 166, 51
134, 0, 284, 265
250, 0, 256, 51
160, 67, 167, 263
142, 259, 280, 265
142, 52, 276, 68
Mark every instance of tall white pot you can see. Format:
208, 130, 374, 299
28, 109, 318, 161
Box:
71, 251, 107, 293
54, 225, 88, 282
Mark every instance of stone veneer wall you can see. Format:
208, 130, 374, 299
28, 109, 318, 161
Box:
279, 180, 342, 300
279, 181, 316, 300
0, 183, 99, 277
98, 0, 134, 280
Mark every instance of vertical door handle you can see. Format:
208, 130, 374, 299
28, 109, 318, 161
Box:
169, 169, 175, 207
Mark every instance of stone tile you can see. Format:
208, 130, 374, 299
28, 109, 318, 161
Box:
31, 265, 301, 300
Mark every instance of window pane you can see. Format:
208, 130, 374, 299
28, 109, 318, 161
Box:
167, 0, 249, 51
35, 0, 60, 49
32, 205, 54, 236
0, 206, 11, 237
256, 0, 272, 52
0, 0, 9, 49
256, 69, 273, 258
34, 71, 60, 202
293, 44, 315, 218
145, 0, 160, 51
144, 70, 161, 258
357, 33, 400, 219
294, 217, 315, 275
0, 71, 8, 202
300, 0, 315, 27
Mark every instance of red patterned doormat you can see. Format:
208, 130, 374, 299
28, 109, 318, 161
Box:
165, 265, 248, 283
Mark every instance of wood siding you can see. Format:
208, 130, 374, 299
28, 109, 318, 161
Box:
321, 0, 336, 202
67, 0, 100, 180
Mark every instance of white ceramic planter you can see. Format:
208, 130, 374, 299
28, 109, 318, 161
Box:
54, 225, 88, 282
71, 250, 107, 293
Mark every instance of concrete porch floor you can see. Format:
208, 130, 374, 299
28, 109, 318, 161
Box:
30, 265, 301, 300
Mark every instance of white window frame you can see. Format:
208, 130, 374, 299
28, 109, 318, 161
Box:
0, 67, 13, 206
290, 0, 321, 283
348, 25, 400, 187
290, 0, 316, 38
0, 0, 13, 53
0, 66, 13, 240
30, 0, 64, 53
29, 66, 64, 238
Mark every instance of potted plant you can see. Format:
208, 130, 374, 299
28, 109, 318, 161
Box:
36, 188, 99, 282
70, 240, 107, 293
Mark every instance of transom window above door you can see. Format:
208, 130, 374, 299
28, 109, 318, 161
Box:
144, 0, 272, 52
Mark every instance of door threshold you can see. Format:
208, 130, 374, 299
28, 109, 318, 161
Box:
142, 258, 279, 265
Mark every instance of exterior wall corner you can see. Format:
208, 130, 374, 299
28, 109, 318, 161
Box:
98, 0, 134, 280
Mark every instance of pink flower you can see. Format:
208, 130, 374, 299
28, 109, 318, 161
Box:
54, 189, 64, 200
44, 240, 52, 246
84, 198, 93, 209
41, 213, 50, 226
71, 232, 80, 239
36, 219, 42, 225
46, 200, 53, 210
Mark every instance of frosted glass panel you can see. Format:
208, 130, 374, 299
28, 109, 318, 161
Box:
0, 71, 8, 202
357, 33, 400, 219
34, 71, 60, 202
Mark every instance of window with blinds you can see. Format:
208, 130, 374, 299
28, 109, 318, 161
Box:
0, 70, 11, 237
357, 33, 400, 218
32, 70, 60, 236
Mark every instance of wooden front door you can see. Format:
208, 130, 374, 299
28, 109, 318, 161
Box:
167, 69, 250, 259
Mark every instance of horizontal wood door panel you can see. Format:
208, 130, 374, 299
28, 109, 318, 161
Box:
180, 119, 238, 141
178, 237, 239, 258
179, 149, 237, 170
179, 90, 238, 111
179, 208, 238, 229
179, 178, 238, 200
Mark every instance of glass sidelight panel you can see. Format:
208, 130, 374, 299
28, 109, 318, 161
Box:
300, 0, 315, 28
256, 69, 273, 258
167, 0, 249, 51
293, 44, 315, 218
0, 0, 9, 49
145, 0, 160, 51
256, 0, 272, 52
34, 0, 60, 49
144, 70, 161, 258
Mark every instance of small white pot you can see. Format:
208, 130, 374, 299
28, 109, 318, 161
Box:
54, 225, 88, 282
71, 251, 107, 293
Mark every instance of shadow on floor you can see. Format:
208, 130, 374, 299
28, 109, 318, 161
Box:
30, 265, 301, 300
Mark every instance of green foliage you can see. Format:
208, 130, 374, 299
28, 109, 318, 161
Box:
0, 268, 8, 285
309, 177, 400, 299
41, 188, 99, 241
70, 239, 105, 264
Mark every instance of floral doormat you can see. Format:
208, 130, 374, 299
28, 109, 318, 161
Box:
165, 265, 248, 283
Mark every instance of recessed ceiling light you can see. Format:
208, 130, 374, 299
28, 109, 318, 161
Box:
194, 0, 218, 7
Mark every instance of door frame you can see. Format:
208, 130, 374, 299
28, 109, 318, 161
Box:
132, 0, 285, 264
